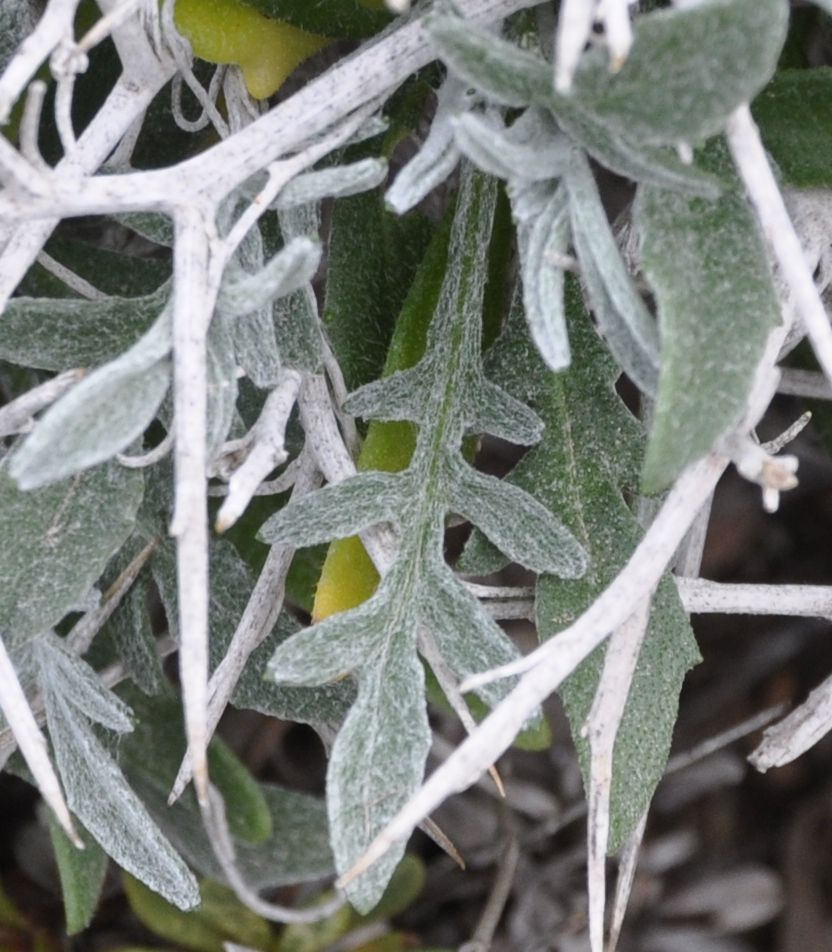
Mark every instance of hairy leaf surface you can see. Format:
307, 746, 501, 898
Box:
0, 460, 142, 645
463, 285, 699, 850
636, 143, 781, 492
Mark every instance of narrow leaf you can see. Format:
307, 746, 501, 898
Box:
0, 284, 168, 371
47, 814, 109, 935
43, 689, 199, 910
10, 308, 171, 487
636, 141, 781, 492
427, 15, 552, 107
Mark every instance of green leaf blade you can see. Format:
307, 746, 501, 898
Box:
636, 144, 781, 492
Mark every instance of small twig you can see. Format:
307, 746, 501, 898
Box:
216, 370, 302, 532
168, 455, 319, 803
555, 0, 598, 93
0, 368, 84, 438
750, 676, 832, 772
726, 106, 832, 389
65, 536, 160, 655
607, 810, 648, 952
583, 597, 651, 952
459, 825, 520, 952
18, 80, 50, 172
778, 368, 832, 401
201, 785, 346, 923
116, 430, 174, 468
36, 251, 108, 300
675, 578, 832, 619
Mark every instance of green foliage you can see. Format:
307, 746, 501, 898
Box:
0, 0, 813, 943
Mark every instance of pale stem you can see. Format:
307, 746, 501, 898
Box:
36, 250, 108, 299
676, 579, 832, 619
216, 369, 303, 533
116, 430, 174, 468
169, 203, 218, 807
459, 826, 520, 952
778, 367, 832, 400
18, 81, 49, 172
750, 674, 832, 772
599, 0, 634, 70
168, 455, 320, 803
726, 106, 832, 388
201, 786, 346, 923
0, 634, 81, 846
0, 0, 81, 123
0, 368, 84, 438
583, 597, 651, 952
607, 810, 649, 952
66, 536, 160, 655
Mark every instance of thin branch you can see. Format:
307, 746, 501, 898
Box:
168, 454, 320, 803
750, 675, 832, 772
584, 597, 651, 952
36, 251, 108, 300
726, 106, 832, 388
608, 810, 648, 952
169, 203, 218, 807
0, 368, 84, 438
65, 536, 160, 655
459, 826, 520, 952
778, 367, 832, 400
675, 578, 832, 619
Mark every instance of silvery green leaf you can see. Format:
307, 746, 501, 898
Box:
273, 206, 323, 371
10, 310, 171, 488
277, 158, 388, 208
427, 14, 552, 107
344, 364, 430, 424
47, 814, 109, 935
206, 313, 239, 457
116, 213, 175, 247
233, 612, 354, 725
217, 237, 321, 319
471, 282, 699, 850
446, 452, 587, 577
0, 284, 169, 371
550, 96, 721, 197
258, 472, 403, 547
566, 154, 659, 381
385, 76, 467, 215
42, 689, 199, 910
107, 575, 163, 696
571, 222, 658, 395
466, 378, 543, 445
34, 633, 133, 733
570, 0, 787, 146
0, 460, 143, 646
421, 567, 520, 709
515, 184, 571, 371
120, 687, 333, 887
269, 596, 386, 686
636, 141, 781, 492
227, 215, 282, 389
453, 111, 571, 182
327, 633, 430, 912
